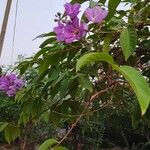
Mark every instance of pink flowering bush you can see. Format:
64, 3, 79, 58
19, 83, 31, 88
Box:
53, 3, 88, 43
53, 2, 107, 43
0, 74, 24, 97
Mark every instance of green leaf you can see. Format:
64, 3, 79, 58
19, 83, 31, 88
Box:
120, 25, 137, 60
23, 99, 42, 118
34, 47, 52, 59
40, 38, 56, 48
34, 43, 64, 60
42, 111, 50, 123
48, 68, 59, 82
51, 73, 66, 88
106, 0, 121, 21
16, 61, 30, 75
4, 125, 20, 143
102, 34, 112, 53
78, 74, 93, 92
76, 52, 150, 114
131, 109, 141, 129
123, 0, 138, 3
54, 146, 69, 150
98, 0, 107, 4
33, 32, 55, 40
38, 138, 58, 150
18, 112, 29, 125
60, 79, 70, 98
90, 0, 98, 7
38, 55, 59, 75
114, 65, 150, 115
71, 0, 87, 4
76, 52, 115, 72
0, 122, 8, 132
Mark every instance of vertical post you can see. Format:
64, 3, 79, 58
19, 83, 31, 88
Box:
0, 0, 12, 57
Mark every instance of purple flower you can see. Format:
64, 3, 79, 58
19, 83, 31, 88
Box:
0, 76, 9, 92
85, 6, 108, 23
54, 17, 87, 43
64, 3, 80, 19
0, 73, 24, 97
7, 86, 16, 97
54, 2, 88, 43
14, 79, 24, 89
6, 74, 17, 84
54, 22, 66, 42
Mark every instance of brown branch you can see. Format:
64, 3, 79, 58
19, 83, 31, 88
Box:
90, 85, 114, 103
54, 107, 86, 148
52, 102, 110, 118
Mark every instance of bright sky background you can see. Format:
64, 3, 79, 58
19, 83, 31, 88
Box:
0, 0, 71, 65
0, 0, 129, 65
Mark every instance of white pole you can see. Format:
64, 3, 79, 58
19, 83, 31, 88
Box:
0, 0, 12, 57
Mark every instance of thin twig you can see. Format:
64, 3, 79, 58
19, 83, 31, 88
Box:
90, 85, 114, 103
53, 107, 86, 148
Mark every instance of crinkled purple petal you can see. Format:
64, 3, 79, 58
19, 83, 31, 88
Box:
64, 3, 72, 15
94, 6, 108, 23
85, 6, 108, 23
65, 37, 75, 43
64, 26, 76, 43
7, 74, 17, 83
6, 85, 16, 97
64, 3, 80, 19
56, 34, 64, 41
6, 90, 16, 97
72, 17, 79, 28
14, 79, 24, 89
0, 76, 9, 91
100, 8, 108, 20
53, 22, 65, 34
80, 22, 88, 37
54, 22, 66, 42
85, 8, 94, 21
0, 84, 9, 91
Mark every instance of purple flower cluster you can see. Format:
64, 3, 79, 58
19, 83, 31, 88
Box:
0, 74, 24, 97
54, 3, 87, 44
53, 3, 108, 44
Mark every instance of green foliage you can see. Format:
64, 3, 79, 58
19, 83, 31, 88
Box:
76, 52, 115, 71
71, 0, 88, 4
54, 146, 69, 150
76, 51, 150, 114
106, 0, 121, 21
4, 125, 20, 143
120, 25, 137, 60
114, 65, 150, 115
0, 96, 21, 122
102, 34, 112, 53
38, 138, 58, 150
0, 0, 150, 149
38, 137, 68, 150
0, 122, 8, 132
78, 73, 93, 92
